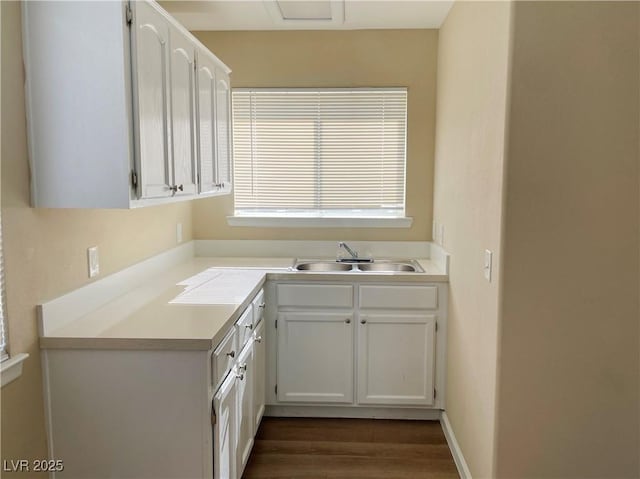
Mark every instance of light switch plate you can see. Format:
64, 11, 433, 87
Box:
87, 246, 100, 278
484, 249, 492, 282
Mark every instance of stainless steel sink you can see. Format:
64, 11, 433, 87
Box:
291, 259, 424, 273
357, 262, 420, 272
293, 262, 353, 272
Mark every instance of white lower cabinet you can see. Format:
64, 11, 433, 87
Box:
274, 282, 445, 409
210, 290, 266, 479
213, 371, 238, 479
357, 313, 436, 406
211, 292, 265, 479
277, 312, 354, 403
236, 340, 254, 477
253, 320, 266, 428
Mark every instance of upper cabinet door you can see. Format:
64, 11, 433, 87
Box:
169, 25, 198, 196
196, 51, 218, 194
132, 1, 173, 199
215, 73, 233, 193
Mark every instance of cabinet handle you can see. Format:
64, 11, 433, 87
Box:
345, 319, 351, 324
259, 303, 266, 309
169, 185, 178, 193
254, 336, 263, 343
236, 373, 244, 381
245, 323, 253, 330
238, 363, 247, 372
177, 184, 184, 192
226, 350, 235, 358
360, 319, 367, 324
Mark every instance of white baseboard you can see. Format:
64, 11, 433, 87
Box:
440, 411, 472, 479
266, 405, 442, 420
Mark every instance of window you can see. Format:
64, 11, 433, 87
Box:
0, 212, 28, 388
232, 88, 408, 224
0, 215, 7, 363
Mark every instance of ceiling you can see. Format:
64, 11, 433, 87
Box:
159, 0, 454, 31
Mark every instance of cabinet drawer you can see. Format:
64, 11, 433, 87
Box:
359, 285, 438, 310
252, 289, 265, 326
236, 306, 254, 348
212, 328, 237, 388
277, 284, 353, 308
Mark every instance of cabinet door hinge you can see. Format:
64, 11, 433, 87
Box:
210, 404, 216, 426
435, 321, 438, 333
434, 388, 437, 399
130, 170, 138, 189
275, 319, 277, 329
125, 3, 133, 25
275, 385, 278, 395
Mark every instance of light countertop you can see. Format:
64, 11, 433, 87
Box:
40, 256, 447, 351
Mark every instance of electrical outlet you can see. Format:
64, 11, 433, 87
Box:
176, 223, 183, 244
484, 249, 492, 282
87, 246, 100, 278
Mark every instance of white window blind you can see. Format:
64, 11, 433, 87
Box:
232, 88, 407, 218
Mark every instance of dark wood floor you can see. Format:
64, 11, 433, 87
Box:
242, 417, 460, 479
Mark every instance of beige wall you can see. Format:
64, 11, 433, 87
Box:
495, 2, 640, 477
0, 2, 193, 474
432, 2, 512, 478
191, 29, 437, 241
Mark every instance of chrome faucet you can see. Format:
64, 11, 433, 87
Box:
338, 241, 359, 259
337, 242, 373, 263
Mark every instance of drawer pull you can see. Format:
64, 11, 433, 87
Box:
360, 319, 367, 324
226, 351, 235, 358
258, 303, 266, 309
238, 363, 247, 372
236, 373, 244, 381
245, 324, 254, 330
345, 319, 351, 324
254, 336, 263, 343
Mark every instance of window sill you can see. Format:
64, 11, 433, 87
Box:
226, 216, 413, 228
1, 353, 29, 388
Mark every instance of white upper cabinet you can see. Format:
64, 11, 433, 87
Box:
168, 23, 198, 196
132, 1, 173, 199
196, 48, 233, 196
22, 0, 232, 208
215, 74, 233, 193
196, 52, 218, 195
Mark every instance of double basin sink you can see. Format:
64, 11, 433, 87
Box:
291, 259, 425, 273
